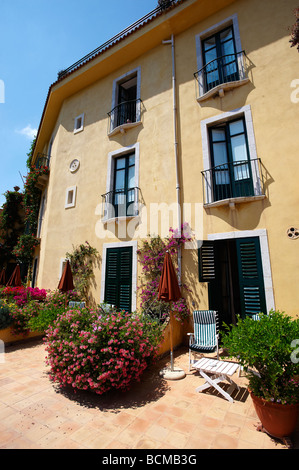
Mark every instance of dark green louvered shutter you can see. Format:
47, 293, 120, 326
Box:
104, 246, 132, 312
236, 237, 266, 318
198, 241, 216, 281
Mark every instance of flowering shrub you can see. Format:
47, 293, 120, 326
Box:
137, 224, 191, 323
3, 288, 79, 336
12, 234, 40, 265
0, 286, 47, 306
45, 308, 164, 395
28, 289, 79, 333
9, 301, 40, 336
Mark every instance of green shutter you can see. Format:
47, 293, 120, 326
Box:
236, 237, 266, 318
104, 247, 132, 312
198, 241, 216, 281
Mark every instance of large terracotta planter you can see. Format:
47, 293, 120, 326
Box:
0, 327, 43, 345
157, 317, 185, 357
249, 390, 299, 439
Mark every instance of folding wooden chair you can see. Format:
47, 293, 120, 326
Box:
188, 310, 219, 371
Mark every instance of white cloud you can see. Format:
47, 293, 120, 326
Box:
16, 124, 37, 139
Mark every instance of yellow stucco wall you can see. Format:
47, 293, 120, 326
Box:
32, 0, 298, 321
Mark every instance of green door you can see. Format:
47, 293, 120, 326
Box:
199, 237, 267, 325
104, 246, 133, 312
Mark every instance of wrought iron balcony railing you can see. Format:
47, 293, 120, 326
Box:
108, 99, 143, 134
194, 50, 249, 99
35, 153, 50, 169
101, 187, 141, 220
201, 158, 265, 206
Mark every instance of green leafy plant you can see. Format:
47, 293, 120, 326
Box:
0, 301, 13, 330
221, 310, 299, 405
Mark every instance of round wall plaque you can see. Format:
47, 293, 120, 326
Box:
70, 159, 80, 173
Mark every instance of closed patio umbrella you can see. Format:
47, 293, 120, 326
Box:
58, 260, 74, 292
6, 264, 22, 287
0, 268, 6, 286
58, 260, 74, 309
158, 251, 185, 380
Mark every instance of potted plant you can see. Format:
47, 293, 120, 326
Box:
221, 310, 299, 440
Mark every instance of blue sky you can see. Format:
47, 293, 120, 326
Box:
0, 0, 159, 207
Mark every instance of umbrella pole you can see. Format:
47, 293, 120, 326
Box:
169, 310, 174, 371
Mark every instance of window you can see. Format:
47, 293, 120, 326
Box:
109, 67, 141, 135
65, 186, 77, 209
60, 259, 67, 278
31, 257, 38, 288
202, 26, 239, 92
102, 144, 140, 221
195, 15, 249, 100
201, 105, 265, 206
113, 152, 136, 217
37, 192, 46, 237
74, 113, 84, 134
48, 136, 54, 165
209, 117, 253, 201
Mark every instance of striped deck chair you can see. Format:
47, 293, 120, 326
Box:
68, 301, 86, 309
188, 310, 219, 371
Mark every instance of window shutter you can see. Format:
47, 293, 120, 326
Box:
198, 241, 216, 281
119, 248, 132, 311
236, 237, 266, 318
104, 250, 118, 307
104, 247, 132, 312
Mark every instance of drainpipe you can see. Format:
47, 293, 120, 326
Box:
162, 34, 182, 284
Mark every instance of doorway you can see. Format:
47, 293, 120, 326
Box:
199, 236, 267, 329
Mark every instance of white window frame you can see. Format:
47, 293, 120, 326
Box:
65, 186, 77, 209
208, 229, 275, 314
31, 257, 39, 288
74, 113, 84, 134
59, 258, 67, 278
201, 104, 264, 206
48, 136, 54, 166
109, 67, 141, 136
37, 190, 47, 238
102, 143, 140, 222
100, 240, 138, 312
195, 14, 248, 100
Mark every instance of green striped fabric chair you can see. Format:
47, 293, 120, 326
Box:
188, 310, 219, 371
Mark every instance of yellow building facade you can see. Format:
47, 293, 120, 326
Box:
31, 0, 299, 329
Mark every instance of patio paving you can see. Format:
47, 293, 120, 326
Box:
0, 338, 298, 450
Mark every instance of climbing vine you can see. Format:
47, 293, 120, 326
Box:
137, 223, 192, 323
290, 8, 299, 52
0, 187, 24, 266
12, 166, 49, 271
66, 241, 100, 304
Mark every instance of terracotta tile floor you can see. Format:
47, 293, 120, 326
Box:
0, 338, 298, 450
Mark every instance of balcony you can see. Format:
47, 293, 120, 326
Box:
108, 99, 143, 136
35, 153, 50, 190
194, 51, 250, 102
101, 187, 141, 222
201, 158, 266, 208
